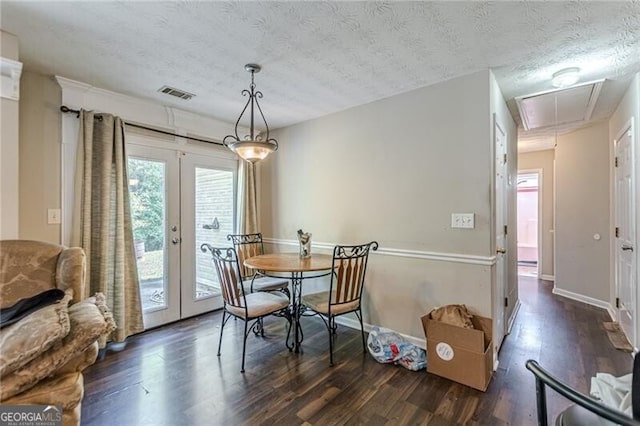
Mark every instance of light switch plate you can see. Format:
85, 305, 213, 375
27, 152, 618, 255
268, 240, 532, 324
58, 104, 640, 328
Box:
48, 208, 61, 224
451, 213, 474, 229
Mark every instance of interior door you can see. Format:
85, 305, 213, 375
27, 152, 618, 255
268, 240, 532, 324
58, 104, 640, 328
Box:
615, 123, 636, 347
494, 117, 508, 358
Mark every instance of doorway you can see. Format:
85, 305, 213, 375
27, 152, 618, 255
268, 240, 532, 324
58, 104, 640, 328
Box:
493, 116, 508, 359
614, 119, 636, 348
517, 171, 541, 277
127, 142, 237, 329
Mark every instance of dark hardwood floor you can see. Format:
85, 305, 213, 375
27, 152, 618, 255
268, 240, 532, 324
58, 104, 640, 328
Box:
81, 276, 633, 425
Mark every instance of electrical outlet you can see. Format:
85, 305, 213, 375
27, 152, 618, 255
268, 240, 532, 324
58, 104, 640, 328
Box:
47, 208, 61, 225
451, 213, 474, 229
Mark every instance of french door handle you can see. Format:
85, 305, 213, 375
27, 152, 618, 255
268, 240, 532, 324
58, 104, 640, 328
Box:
172, 237, 181, 245
496, 247, 506, 254
622, 245, 634, 252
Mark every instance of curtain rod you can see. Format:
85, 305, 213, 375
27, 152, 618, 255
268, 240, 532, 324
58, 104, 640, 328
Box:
59, 105, 224, 147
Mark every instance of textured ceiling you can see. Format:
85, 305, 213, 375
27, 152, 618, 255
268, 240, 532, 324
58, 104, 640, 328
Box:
2, 1, 640, 151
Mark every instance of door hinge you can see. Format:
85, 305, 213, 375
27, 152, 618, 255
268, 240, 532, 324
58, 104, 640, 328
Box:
504, 225, 508, 235
616, 227, 620, 238
503, 154, 507, 164
504, 297, 508, 307
616, 297, 620, 309
615, 157, 619, 167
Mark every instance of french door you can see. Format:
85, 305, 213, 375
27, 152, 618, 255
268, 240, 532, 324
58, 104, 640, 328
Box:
127, 143, 237, 329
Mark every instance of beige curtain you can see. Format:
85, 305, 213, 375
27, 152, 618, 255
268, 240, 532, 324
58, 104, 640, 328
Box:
237, 160, 258, 234
72, 110, 144, 342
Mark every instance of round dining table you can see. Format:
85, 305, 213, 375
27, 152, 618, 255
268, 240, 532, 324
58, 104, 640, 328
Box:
244, 253, 335, 353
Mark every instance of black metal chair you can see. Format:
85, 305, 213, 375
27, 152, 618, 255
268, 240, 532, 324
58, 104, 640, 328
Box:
526, 356, 640, 425
227, 233, 290, 298
200, 244, 290, 373
302, 241, 378, 366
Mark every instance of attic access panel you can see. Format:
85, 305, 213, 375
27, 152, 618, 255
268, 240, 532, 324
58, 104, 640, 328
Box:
516, 80, 604, 131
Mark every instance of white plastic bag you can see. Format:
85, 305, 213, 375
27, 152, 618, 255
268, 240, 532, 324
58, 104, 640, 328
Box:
367, 326, 426, 371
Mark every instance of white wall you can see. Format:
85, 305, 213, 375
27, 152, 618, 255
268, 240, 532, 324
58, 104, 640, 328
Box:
518, 149, 555, 279
609, 72, 640, 342
0, 31, 20, 239
259, 70, 516, 344
555, 121, 610, 303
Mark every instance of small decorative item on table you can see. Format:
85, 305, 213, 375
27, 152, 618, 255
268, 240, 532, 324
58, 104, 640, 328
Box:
297, 229, 312, 259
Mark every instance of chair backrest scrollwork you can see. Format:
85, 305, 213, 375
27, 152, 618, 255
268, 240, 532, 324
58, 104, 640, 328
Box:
227, 233, 264, 280
200, 244, 246, 310
329, 241, 378, 308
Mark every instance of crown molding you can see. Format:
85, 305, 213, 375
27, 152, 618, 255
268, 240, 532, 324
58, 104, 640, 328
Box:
1, 57, 23, 100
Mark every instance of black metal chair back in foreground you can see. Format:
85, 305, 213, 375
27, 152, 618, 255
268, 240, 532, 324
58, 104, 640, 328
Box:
200, 244, 290, 373
302, 241, 378, 366
525, 356, 640, 426
227, 233, 265, 280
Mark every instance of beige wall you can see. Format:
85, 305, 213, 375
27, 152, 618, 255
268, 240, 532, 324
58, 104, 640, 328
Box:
0, 30, 20, 239
18, 71, 62, 243
0, 31, 19, 59
263, 70, 493, 254
555, 121, 610, 302
259, 70, 516, 342
518, 149, 555, 278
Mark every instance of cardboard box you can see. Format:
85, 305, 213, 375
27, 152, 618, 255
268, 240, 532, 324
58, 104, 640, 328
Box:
421, 313, 493, 391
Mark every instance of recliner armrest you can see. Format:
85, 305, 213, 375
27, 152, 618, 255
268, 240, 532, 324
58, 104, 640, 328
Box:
56, 248, 86, 304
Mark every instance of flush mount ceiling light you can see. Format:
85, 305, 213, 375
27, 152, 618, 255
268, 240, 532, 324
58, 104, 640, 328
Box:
223, 64, 278, 163
551, 67, 581, 88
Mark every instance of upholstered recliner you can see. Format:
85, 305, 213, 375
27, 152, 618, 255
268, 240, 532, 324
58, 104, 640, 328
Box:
0, 240, 116, 425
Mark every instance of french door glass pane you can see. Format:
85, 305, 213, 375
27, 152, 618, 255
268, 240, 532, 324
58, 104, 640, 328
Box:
128, 157, 168, 312
194, 167, 234, 300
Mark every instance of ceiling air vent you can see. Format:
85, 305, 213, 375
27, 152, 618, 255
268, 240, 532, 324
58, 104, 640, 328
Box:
157, 85, 195, 100
516, 79, 604, 131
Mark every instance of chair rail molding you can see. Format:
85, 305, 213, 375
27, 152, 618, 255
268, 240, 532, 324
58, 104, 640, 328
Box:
263, 238, 497, 266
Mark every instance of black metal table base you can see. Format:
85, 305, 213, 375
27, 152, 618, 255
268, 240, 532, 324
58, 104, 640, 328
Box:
286, 272, 305, 353
262, 268, 332, 353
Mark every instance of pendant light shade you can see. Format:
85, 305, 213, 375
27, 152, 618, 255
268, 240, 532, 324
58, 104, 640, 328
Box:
223, 64, 278, 163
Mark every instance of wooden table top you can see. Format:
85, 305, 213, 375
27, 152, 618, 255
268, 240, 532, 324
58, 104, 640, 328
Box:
244, 253, 335, 273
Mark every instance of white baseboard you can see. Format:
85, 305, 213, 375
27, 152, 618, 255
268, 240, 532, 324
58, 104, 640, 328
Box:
541, 274, 555, 282
552, 287, 614, 316
507, 299, 521, 334
606, 305, 617, 322
333, 316, 426, 350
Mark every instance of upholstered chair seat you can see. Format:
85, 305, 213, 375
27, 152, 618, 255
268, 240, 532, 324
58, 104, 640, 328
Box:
226, 291, 289, 319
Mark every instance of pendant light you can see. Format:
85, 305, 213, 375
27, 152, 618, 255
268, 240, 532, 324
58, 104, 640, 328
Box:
223, 64, 278, 163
